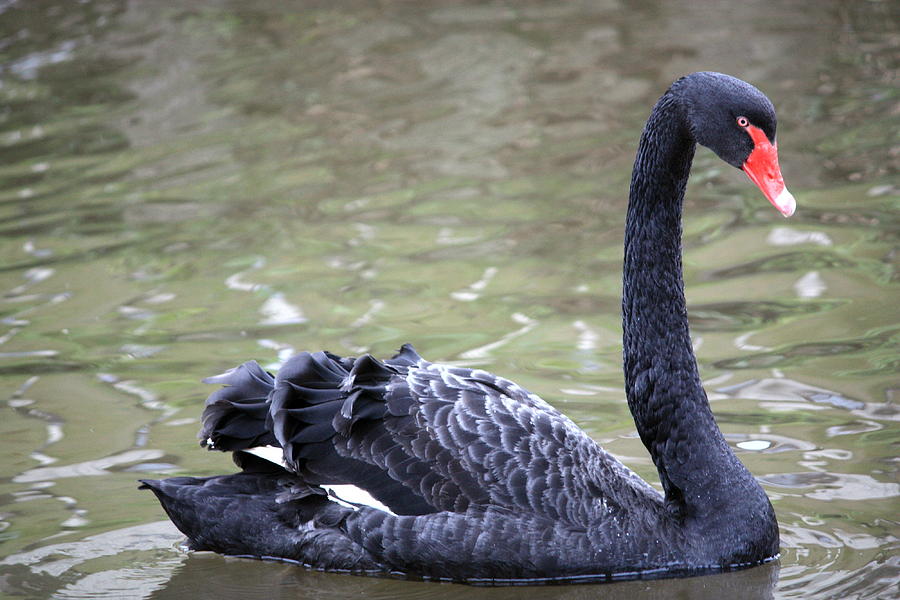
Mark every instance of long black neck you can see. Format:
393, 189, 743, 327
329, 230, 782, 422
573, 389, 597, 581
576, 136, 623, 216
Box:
622, 91, 752, 519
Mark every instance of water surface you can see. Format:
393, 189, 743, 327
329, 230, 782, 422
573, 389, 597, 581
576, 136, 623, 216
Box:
0, 1, 897, 598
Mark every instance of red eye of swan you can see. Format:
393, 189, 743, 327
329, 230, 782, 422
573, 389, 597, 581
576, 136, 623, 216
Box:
737, 116, 749, 127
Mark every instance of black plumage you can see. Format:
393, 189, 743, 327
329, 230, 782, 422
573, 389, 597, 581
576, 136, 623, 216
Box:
142, 72, 786, 585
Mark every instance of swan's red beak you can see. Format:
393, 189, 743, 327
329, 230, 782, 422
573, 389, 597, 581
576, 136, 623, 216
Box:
741, 125, 795, 217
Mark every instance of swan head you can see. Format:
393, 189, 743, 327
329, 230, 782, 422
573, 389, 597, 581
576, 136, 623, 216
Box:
676, 72, 795, 217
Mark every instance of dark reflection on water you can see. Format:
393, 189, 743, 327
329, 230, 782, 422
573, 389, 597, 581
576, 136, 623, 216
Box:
688, 299, 846, 332
703, 251, 857, 280
0, 0, 898, 598
147, 553, 780, 600
713, 328, 896, 371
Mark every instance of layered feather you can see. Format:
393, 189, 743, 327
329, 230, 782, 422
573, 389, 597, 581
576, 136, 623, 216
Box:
145, 345, 690, 580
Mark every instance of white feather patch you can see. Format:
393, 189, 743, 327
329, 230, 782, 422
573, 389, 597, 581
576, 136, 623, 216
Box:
240, 447, 396, 515
322, 484, 397, 516
241, 445, 288, 469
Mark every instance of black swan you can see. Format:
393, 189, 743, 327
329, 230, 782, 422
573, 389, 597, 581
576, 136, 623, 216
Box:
141, 72, 794, 585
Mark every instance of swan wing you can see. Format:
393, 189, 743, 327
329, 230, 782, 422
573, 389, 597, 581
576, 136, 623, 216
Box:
262, 345, 660, 525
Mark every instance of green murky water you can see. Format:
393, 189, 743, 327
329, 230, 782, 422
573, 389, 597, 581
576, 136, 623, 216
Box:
1, 1, 897, 598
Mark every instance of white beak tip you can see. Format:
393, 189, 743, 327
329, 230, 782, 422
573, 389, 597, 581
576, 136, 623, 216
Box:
775, 188, 796, 217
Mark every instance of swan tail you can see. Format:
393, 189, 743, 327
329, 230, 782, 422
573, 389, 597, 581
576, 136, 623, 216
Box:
139, 473, 382, 572
212, 345, 435, 516
199, 361, 278, 451
268, 345, 418, 458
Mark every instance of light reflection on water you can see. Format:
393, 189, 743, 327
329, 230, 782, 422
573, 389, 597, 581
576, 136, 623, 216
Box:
0, 0, 898, 598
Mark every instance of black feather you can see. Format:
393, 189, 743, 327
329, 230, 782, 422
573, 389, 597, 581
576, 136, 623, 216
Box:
144, 72, 782, 585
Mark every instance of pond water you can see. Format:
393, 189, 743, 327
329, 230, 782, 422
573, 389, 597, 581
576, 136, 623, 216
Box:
0, 1, 897, 598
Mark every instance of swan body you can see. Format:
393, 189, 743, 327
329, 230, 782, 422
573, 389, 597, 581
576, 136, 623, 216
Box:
142, 72, 791, 585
